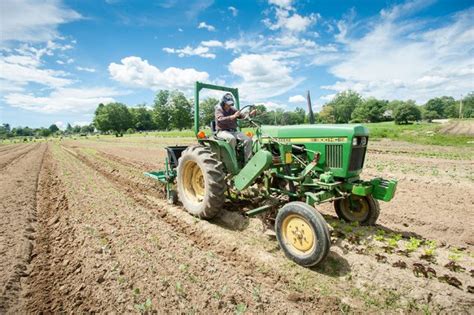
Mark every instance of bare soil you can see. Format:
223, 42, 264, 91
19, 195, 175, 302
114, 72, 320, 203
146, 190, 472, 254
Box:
0, 138, 473, 313
440, 120, 474, 136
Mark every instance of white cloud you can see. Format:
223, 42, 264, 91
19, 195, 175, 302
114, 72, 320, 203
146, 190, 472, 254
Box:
163, 45, 216, 59
72, 121, 91, 127
228, 6, 238, 17
0, 0, 81, 46
264, 7, 317, 33
201, 40, 223, 47
76, 66, 96, 73
268, 0, 293, 9
198, 22, 216, 32
256, 101, 285, 110
54, 121, 65, 130
108, 56, 209, 91
228, 54, 303, 100
323, 6, 474, 103
288, 95, 306, 103
0, 54, 72, 89
4, 87, 121, 113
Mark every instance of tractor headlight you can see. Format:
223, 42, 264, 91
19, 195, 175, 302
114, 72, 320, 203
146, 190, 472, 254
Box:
352, 137, 358, 146
361, 137, 367, 146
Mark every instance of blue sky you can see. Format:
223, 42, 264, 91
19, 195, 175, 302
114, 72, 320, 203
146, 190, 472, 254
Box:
0, 0, 473, 128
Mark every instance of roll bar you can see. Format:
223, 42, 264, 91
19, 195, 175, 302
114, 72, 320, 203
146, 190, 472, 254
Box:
194, 81, 240, 135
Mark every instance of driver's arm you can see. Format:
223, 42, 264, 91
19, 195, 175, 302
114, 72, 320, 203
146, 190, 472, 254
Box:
215, 106, 239, 122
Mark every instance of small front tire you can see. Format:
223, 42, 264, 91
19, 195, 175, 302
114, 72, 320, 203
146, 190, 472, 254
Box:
334, 195, 380, 225
275, 202, 330, 267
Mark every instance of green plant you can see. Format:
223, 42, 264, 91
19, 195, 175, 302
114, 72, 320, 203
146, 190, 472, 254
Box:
134, 298, 153, 313
252, 285, 261, 302
175, 281, 185, 297
179, 263, 189, 272
448, 247, 462, 262
405, 237, 422, 253
235, 303, 247, 314
387, 238, 398, 248
375, 230, 385, 242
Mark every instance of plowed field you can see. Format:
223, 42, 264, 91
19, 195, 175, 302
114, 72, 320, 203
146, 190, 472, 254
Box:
1, 137, 473, 313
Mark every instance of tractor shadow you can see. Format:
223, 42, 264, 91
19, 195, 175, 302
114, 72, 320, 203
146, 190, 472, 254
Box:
310, 251, 351, 277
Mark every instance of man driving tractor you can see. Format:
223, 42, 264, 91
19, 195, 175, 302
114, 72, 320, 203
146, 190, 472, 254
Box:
215, 93, 256, 163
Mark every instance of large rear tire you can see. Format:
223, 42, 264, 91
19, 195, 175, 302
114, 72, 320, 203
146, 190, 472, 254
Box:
275, 202, 330, 267
177, 146, 226, 219
334, 195, 380, 225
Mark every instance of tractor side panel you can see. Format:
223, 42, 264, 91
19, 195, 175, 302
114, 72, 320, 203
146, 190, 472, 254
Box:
234, 150, 272, 191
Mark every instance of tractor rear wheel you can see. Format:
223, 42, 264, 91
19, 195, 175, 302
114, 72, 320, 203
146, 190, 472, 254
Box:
177, 145, 226, 219
334, 195, 380, 225
275, 202, 330, 267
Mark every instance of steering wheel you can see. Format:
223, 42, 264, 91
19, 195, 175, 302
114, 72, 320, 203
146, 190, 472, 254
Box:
237, 104, 262, 128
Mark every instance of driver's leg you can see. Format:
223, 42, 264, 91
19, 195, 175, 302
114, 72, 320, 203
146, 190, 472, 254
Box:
235, 132, 252, 162
216, 130, 237, 151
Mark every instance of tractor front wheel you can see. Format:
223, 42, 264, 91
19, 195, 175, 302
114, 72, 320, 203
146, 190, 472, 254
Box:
177, 146, 226, 219
334, 195, 380, 225
275, 202, 330, 267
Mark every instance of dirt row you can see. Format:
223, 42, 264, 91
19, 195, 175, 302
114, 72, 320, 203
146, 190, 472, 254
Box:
0, 143, 46, 313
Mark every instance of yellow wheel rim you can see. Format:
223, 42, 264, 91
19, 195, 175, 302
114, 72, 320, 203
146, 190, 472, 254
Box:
281, 214, 315, 254
341, 196, 369, 221
182, 160, 205, 205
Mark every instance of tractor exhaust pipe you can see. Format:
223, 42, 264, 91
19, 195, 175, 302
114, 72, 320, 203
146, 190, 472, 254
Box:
306, 90, 315, 124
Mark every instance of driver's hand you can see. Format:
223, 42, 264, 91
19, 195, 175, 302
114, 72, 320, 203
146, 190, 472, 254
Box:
233, 111, 241, 119
249, 109, 257, 117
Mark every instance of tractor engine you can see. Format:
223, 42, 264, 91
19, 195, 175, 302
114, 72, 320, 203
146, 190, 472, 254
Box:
260, 124, 369, 179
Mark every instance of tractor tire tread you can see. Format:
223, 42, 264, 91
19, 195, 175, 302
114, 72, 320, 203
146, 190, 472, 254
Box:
177, 145, 226, 219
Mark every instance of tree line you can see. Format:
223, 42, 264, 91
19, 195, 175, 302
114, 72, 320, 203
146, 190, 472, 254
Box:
317, 91, 473, 125
0, 122, 94, 140
1, 90, 472, 139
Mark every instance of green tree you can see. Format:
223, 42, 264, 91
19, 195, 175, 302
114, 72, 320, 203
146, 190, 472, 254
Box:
49, 124, 59, 133
153, 90, 171, 130
424, 96, 456, 118
200, 97, 218, 127
326, 90, 362, 123
65, 123, 73, 134
318, 105, 336, 123
460, 93, 474, 118
130, 105, 155, 131
93, 102, 133, 136
422, 110, 439, 122
393, 101, 421, 124
80, 124, 95, 134
169, 91, 192, 130
39, 128, 51, 137
351, 98, 388, 122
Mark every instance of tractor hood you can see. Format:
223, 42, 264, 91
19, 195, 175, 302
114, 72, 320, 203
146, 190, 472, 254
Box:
261, 124, 369, 139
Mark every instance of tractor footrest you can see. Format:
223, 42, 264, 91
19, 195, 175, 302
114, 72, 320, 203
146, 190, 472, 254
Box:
144, 171, 170, 184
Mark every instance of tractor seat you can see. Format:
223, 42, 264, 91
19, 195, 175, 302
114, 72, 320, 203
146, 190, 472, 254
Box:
210, 120, 225, 140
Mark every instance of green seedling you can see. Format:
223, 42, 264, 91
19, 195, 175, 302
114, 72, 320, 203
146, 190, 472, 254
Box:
405, 237, 422, 253
134, 298, 153, 313
235, 303, 247, 315
387, 238, 399, 249
448, 247, 462, 262
175, 281, 185, 297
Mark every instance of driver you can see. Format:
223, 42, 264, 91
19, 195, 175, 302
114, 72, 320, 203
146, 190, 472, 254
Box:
215, 93, 256, 163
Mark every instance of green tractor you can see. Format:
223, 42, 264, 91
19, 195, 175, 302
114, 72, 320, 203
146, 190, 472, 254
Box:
146, 82, 397, 267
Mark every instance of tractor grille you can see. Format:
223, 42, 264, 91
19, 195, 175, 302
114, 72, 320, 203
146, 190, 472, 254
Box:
349, 146, 367, 171
326, 144, 343, 168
